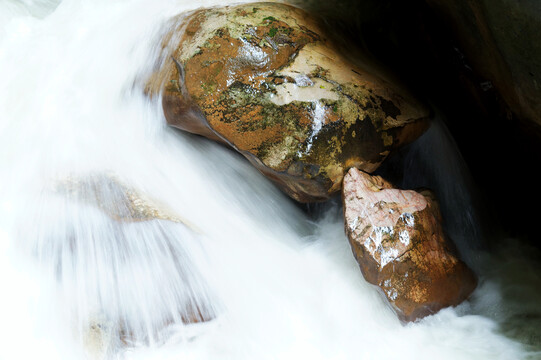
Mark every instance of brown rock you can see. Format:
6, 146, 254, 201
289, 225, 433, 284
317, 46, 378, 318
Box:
342, 167, 476, 321
148, 2, 430, 202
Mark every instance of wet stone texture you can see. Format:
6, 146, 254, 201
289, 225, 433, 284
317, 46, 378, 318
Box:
149, 2, 430, 202
342, 167, 477, 321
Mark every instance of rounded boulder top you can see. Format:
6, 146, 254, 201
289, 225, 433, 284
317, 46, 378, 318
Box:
150, 2, 431, 202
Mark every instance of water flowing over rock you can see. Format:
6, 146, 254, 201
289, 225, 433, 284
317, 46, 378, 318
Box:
54, 174, 197, 228
342, 167, 476, 321
51, 174, 213, 351
149, 2, 430, 202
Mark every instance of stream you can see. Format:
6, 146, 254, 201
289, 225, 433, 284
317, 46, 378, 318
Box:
0, 0, 540, 359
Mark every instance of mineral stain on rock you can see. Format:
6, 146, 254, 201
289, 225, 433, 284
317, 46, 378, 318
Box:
149, 2, 430, 202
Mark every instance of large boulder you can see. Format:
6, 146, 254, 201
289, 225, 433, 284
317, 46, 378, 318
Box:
342, 167, 476, 321
425, 0, 541, 131
149, 2, 430, 202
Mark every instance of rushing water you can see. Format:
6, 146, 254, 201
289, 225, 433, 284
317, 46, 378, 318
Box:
1, 0, 540, 359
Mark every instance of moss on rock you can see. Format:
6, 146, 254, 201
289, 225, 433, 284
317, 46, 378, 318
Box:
151, 2, 431, 202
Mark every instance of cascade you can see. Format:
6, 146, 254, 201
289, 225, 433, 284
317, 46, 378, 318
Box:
0, 1, 539, 359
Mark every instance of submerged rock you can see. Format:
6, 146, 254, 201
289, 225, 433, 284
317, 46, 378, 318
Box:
83, 316, 115, 359
54, 174, 212, 348
149, 2, 430, 202
342, 167, 476, 321
54, 173, 196, 229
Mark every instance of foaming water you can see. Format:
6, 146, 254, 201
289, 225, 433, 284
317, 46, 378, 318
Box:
0, 1, 539, 359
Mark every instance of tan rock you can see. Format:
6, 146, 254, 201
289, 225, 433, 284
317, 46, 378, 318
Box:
149, 2, 430, 202
54, 173, 197, 230
342, 167, 477, 321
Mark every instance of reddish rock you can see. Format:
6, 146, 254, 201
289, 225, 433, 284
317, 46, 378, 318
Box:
342, 167, 476, 321
147, 2, 430, 202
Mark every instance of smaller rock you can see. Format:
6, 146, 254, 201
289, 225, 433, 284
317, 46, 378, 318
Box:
342, 167, 476, 321
83, 315, 115, 360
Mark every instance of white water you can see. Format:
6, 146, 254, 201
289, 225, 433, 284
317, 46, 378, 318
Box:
0, 1, 540, 359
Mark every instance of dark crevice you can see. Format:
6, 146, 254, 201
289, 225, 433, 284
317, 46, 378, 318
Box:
296, 0, 541, 250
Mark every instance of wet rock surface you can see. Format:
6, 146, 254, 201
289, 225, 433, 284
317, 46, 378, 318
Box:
150, 2, 430, 202
342, 167, 477, 321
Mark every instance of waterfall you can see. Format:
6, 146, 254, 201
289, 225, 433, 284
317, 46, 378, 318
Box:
0, 0, 539, 359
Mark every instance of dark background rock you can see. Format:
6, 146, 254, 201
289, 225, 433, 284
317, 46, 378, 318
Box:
424, 0, 541, 131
